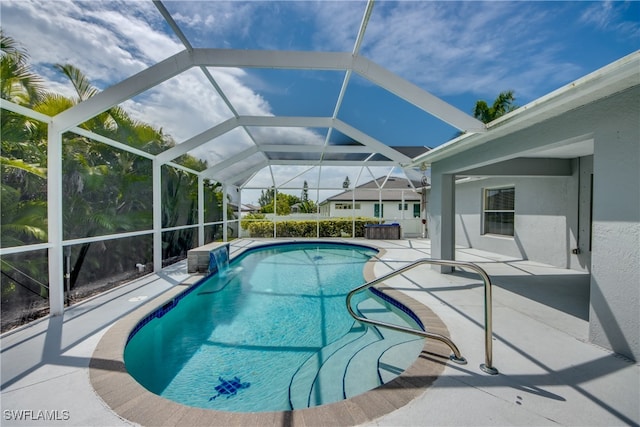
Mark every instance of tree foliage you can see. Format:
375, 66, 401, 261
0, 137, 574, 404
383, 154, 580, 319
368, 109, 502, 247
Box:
258, 187, 274, 208
1, 32, 228, 327
1, 30, 44, 105
261, 192, 294, 215
473, 90, 518, 124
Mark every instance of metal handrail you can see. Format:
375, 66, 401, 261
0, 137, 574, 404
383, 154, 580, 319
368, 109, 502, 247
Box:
346, 258, 499, 375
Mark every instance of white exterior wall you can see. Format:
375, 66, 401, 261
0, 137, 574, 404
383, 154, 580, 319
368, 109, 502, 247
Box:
323, 200, 420, 220
331, 202, 372, 218
322, 200, 423, 236
454, 175, 586, 271
589, 103, 640, 361
427, 82, 639, 361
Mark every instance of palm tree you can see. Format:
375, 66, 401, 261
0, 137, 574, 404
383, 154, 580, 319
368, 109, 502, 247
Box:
297, 200, 317, 214
1, 32, 50, 308
1, 32, 48, 248
473, 90, 518, 124
50, 64, 166, 285
1, 34, 214, 313
0, 30, 44, 105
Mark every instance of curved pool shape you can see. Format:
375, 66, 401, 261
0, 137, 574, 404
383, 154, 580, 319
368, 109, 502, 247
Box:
124, 242, 425, 412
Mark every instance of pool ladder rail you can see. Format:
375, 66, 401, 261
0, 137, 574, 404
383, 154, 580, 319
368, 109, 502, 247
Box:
346, 258, 499, 375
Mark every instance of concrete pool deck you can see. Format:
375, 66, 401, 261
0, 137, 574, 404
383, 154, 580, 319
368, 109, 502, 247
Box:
1, 238, 638, 426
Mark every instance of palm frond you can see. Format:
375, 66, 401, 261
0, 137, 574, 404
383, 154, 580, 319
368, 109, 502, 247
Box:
91, 211, 117, 231
0, 156, 47, 178
1, 49, 45, 104
54, 64, 100, 101
33, 93, 75, 116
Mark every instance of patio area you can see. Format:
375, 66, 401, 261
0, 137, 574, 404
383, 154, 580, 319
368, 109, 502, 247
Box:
1, 238, 638, 426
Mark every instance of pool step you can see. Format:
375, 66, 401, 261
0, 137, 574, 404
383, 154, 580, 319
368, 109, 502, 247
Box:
344, 299, 424, 398
306, 324, 380, 407
289, 295, 423, 409
378, 339, 424, 383
288, 321, 372, 409
344, 334, 424, 397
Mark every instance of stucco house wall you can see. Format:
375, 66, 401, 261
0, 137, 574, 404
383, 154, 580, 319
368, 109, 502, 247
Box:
453, 173, 587, 271
424, 55, 639, 361
588, 95, 639, 361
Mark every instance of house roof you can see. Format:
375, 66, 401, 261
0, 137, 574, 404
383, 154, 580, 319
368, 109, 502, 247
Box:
411, 51, 640, 168
323, 176, 422, 203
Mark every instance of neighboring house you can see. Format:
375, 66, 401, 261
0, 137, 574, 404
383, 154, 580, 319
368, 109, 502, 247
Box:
415, 52, 639, 361
236, 203, 261, 216
319, 176, 426, 236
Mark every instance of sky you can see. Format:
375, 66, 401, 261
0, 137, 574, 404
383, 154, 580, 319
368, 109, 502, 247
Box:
1, 0, 639, 203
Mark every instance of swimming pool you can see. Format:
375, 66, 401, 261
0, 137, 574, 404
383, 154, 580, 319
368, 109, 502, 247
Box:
124, 242, 425, 412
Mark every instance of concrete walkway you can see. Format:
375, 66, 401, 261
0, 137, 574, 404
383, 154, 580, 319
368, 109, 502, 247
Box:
1, 239, 638, 426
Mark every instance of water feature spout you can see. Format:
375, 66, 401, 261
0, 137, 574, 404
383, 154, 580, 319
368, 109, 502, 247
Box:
208, 245, 230, 278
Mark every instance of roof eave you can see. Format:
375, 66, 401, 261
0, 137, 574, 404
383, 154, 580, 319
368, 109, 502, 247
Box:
411, 50, 640, 167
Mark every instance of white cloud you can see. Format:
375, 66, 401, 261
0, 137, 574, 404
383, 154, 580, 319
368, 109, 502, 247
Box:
2, 0, 634, 191
249, 126, 326, 146
579, 1, 640, 41
83, 9, 182, 64
336, 2, 589, 101
121, 68, 233, 143
169, 2, 254, 37
1, 0, 292, 169
2, 1, 158, 85
208, 68, 272, 116
579, 1, 616, 31
303, 1, 364, 52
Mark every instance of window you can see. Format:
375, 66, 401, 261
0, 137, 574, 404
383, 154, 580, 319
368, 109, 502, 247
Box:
413, 203, 420, 218
483, 187, 515, 236
335, 203, 360, 210
374, 203, 384, 218
398, 203, 408, 210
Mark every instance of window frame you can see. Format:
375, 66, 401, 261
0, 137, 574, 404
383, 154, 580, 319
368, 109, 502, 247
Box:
334, 202, 360, 210
413, 203, 420, 218
482, 186, 515, 237
374, 203, 384, 218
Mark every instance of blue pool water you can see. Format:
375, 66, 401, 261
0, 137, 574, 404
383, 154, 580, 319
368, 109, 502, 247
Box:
124, 242, 424, 412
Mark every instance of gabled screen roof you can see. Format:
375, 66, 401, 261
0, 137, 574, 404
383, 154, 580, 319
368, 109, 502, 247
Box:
2, 0, 637, 194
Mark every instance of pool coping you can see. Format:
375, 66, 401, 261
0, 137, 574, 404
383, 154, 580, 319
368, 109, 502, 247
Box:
89, 245, 452, 426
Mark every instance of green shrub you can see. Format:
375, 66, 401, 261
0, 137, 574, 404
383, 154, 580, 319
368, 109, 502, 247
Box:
245, 221, 273, 237
240, 213, 266, 230
244, 217, 379, 238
